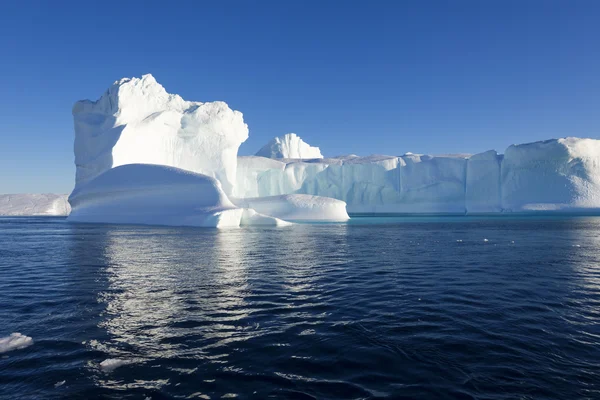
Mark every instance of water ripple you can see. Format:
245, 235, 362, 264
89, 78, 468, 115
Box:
1, 216, 600, 399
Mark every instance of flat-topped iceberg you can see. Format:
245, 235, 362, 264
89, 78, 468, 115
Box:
237, 137, 600, 214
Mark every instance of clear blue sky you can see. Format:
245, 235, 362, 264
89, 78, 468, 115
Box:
1, 0, 599, 193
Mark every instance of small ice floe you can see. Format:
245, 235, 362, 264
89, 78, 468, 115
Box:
0, 333, 33, 354
483, 239, 489, 242
54, 381, 66, 388
99, 358, 133, 372
456, 239, 463, 242
511, 241, 515, 244
572, 244, 581, 247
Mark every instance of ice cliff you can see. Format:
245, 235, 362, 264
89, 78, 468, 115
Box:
255, 133, 323, 159
237, 137, 600, 214
72, 74, 248, 195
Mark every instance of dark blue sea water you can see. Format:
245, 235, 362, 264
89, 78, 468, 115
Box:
1, 216, 599, 400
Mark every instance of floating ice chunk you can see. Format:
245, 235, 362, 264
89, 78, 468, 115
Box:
54, 381, 66, 388
241, 208, 292, 227
483, 239, 489, 242
234, 194, 349, 221
99, 358, 132, 372
0, 333, 33, 353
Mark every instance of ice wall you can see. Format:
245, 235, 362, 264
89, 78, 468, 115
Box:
237, 138, 600, 214
255, 133, 323, 159
72, 74, 248, 195
501, 138, 600, 211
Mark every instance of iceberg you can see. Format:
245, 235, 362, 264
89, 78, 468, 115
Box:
72, 74, 248, 195
255, 133, 323, 159
237, 137, 600, 214
57, 74, 600, 224
67, 76, 347, 227
501, 138, 600, 211
0, 194, 70, 216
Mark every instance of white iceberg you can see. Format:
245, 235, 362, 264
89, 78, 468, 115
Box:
236, 138, 600, 214
0, 194, 70, 216
73, 74, 248, 195
58, 74, 600, 222
255, 133, 323, 159
501, 138, 600, 211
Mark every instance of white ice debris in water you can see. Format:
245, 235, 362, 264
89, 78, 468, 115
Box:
483, 239, 489, 242
99, 358, 132, 372
456, 239, 463, 242
573, 244, 581, 247
0, 333, 33, 353
54, 381, 66, 388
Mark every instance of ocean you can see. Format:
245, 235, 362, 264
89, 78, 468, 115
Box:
1, 216, 599, 399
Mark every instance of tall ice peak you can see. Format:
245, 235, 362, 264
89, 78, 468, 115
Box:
256, 133, 324, 159
71, 74, 248, 195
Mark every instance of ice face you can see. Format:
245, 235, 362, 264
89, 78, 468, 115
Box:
72, 74, 248, 195
0, 194, 70, 216
501, 138, 600, 211
236, 138, 600, 214
255, 133, 323, 159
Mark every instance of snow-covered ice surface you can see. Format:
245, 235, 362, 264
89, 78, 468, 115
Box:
68, 164, 287, 228
0, 194, 70, 216
237, 137, 600, 214
73, 74, 248, 195
0, 333, 33, 354
255, 133, 323, 159
234, 194, 349, 221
